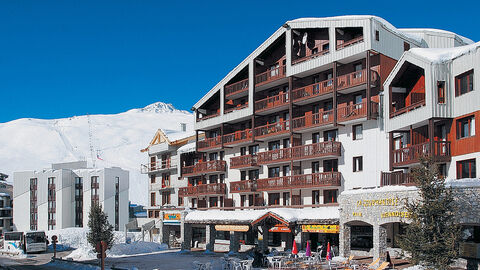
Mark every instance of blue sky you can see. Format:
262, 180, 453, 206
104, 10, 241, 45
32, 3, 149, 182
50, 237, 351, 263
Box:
0, 0, 478, 123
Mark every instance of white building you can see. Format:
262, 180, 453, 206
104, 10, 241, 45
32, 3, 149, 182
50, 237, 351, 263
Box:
0, 173, 13, 235
13, 161, 129, 232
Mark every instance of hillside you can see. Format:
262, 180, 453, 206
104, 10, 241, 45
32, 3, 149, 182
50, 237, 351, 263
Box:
0, 102, 194, 205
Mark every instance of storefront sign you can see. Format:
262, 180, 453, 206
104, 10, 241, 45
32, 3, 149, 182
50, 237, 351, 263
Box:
269, 225, 291, 233
215, 225, 250, 232
302, 225, 339, 234
163, 213, 181, 220
356, 198, 399, 207
352, 212, 363, 217
380, 211, 411, 218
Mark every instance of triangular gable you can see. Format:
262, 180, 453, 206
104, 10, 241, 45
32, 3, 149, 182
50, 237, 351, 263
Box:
149, 129, 171, 146
251, 211, 289, 227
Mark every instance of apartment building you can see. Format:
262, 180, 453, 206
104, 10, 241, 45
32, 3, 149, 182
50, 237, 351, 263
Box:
140, 128, 197, 246
13, 161, 129, 232
0, 173, 13, 235
179, 16, 475, 254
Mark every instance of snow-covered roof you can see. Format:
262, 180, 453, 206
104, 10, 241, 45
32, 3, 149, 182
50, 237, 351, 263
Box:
177, 141, 196, 154
185, 207, 339, 224
408, 41, 480, 64
0, 192, 10, 197
400, 28, 474, 45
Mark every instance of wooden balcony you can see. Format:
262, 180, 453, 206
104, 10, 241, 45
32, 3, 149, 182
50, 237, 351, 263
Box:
230, 154, 258, 169
255, 65, 286, 87
336, 36, 364, 50
292, 110, 334, 131
224, 103, 248, 114
182, 160, 227, 177
196, 112, 220, 122
253, 120, 289, 140
381, 171, 415, 186
291, 79, 334, 103
255, 92, 289, 113
230, 180, 255, 193
256, 172, 341, 191
141, 160, 175, 174
179, 183, 226, 197
257, 141, 341, 165
337, 101, 378, 123
337, 67, 379, 92
292, 48, 330, 65
223, 129, 252, 146
392, 141, 451, 167
197, 136, 222, 151
225, 78, 249, 98
390, 93, 426, 118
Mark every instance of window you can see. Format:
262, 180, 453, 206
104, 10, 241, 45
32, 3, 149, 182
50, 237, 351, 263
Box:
404, 42, 410, 51
312, 162, 320, 173
322, 43, 329, 51
240, 195, 246, 207
248, 170, 259, 180
209, 174, 218, 184
178, 196, 183, 206
354, 63, 363, 77
209, 197, 218, 207
457, 159, 476, 178
312, 132, 321, 144
438, 163, 447, 179
353, 124, 363, 140
150, 192, 156, 206
323, 190, 338, 204
375, 30, 379, 41
311, 47, 318, 55
354, 94, 363, 105
457, 116, 475, 139
240, 147, 247, 156
150, 175, 155, 184
282, 165, 290, 177
312, 190, 320, 205
324, 129, 338, 142
437, 81, 446, 104
162, 191, 171, 205
283, 192, 290, 206
323, 159, 338, 172
209, 152, 218, 161
268, 141, 280, 150
455, 70, 474, 96
283, 138, 290, 148
249, 144, 259, 155
220, 151, 225, 161
353, 156, 363, 172
240, 171, 247, 181
268, 167, 280, 178
48, 177, 55, 185
268, 193, 280, 206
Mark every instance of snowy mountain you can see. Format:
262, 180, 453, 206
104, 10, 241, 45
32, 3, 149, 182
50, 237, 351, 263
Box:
0, 102, 193, 205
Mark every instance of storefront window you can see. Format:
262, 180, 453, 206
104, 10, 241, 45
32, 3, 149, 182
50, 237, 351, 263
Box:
350, 225, 373, 250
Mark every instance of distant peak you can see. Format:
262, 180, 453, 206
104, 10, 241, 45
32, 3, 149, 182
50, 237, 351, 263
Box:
130, 102, 190, 114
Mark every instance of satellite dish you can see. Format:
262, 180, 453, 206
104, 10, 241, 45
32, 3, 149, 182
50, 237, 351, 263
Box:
197, 108, 207, 114
302, 32, 308, 44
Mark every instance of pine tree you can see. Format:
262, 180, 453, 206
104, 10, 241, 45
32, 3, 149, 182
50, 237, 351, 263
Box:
87, 202, 114, 250
399, 158, 461, 270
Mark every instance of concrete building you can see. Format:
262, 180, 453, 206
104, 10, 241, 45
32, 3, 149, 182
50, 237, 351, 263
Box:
13, 161, 129, 232
173, 15, 478, 259
0, 173, 13, 235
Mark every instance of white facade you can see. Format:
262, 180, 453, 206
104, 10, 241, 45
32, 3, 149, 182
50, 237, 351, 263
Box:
13, 161, 129, 232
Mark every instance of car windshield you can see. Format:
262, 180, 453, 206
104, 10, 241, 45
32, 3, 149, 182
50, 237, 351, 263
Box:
4, 232, 22, 241
26, 233, 45, 244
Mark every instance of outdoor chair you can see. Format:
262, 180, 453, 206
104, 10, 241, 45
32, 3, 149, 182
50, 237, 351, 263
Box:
374, 262, 389, 270
362, 257, 380, 269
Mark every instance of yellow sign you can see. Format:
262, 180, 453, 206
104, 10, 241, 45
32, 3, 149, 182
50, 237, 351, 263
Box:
352, 212, 363, 217
215, 225, 250, 232
302, 225, 339, 234
381, 211, 411, 218
163, 213, 181, 220
356, 198, 399, 207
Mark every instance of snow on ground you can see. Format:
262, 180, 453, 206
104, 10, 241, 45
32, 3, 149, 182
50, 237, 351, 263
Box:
403, 266, 425, 270
0, 102, 193, 205
446, 178, 480, 188
46, 227, 167, 261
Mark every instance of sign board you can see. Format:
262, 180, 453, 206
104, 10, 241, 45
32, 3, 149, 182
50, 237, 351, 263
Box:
269, 224, 291, 233
460, 242, 480, 259
215, 225, 250, 232
163, 213, 181, 221
302, 224, 339, 234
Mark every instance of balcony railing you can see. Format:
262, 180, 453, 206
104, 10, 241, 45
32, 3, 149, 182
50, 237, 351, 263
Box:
224, 103, 248, 114
337, 101, 378, 122
390, 93, 426, 118
141, 160, 175, 174
392, 141, 451, 167
257, 141, 341, 165
291, 79, 334, 102
179, 183, 226, 197
197, 136, 222, 151
292, 48, 330, 65
337, 68, 379, 91
255, 65, 286, 86
255, 92, 289, 113
182, 160, 227, 177
336, 36, 364, 50
256, 172, 341, 191
223, 129, 252, 146
225, 78, 249, 97
292, 110, 334, 131
230, 154, 258, 169
230, 180, 255, 193
381, 171, 415, 186
197, 112, 220, 122
253, 120, 289, 139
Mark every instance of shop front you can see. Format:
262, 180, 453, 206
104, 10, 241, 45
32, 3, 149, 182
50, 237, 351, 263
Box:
301, 224, 339, 253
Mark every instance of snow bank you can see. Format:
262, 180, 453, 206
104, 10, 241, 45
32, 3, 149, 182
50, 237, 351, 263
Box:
409, 42, 480, 63
403, 266, 425, 270
446, 178, 480, 188
46, 260, 101, 270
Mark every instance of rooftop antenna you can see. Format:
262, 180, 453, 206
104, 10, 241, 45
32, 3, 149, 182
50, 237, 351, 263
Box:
87, 114, 96, 168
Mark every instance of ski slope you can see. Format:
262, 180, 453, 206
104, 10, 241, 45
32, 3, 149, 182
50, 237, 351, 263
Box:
0, 102, 193, 205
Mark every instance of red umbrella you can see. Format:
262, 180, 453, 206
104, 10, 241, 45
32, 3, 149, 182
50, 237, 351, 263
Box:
292, 240, 298, 255
305, 241, 311, 257
326, 242, 332, 261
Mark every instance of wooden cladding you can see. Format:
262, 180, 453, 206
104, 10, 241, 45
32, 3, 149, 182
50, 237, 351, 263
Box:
292, 110, 334, 130
256, 172, 341, 191
197, 136, 223, 151
336, 68, 379, 91
380, 171, 415, 186
253, 120, 290, 139
255, 65, 286, 86
230, 155, 258, 169
181, 160, 227, 177
257, 141, 341, 165
337, 101, 379, 122
223, 129, 253, 146
179, 183, 226, 197
225, 78, 249, 97
392, 141, 451, 167
255, 91, 289, 113
230, 180, 255, 193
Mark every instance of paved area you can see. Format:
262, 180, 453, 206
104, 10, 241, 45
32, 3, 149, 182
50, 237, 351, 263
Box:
0, 250, 72, 269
